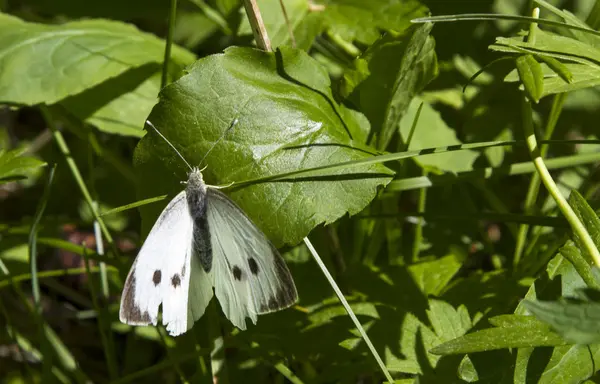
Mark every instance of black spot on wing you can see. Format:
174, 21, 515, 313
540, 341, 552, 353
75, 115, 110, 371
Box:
152, 270, 162, 286
248, 257, 259, 275
232, 266, 242, 281
171, 274, 181, 288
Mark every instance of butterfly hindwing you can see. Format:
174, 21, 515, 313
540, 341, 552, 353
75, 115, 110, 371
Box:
120, 191, 196, 336
187, 245, 214, 328
206, 188, 298, 330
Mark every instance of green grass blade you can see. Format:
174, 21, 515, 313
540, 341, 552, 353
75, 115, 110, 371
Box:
303, 237, 394, 383
387, 150, 600, 192
412, 13, 600, 37
0, 266, 118, 290
81, 247, 119, 379
29, 164, 56, 312
41, 106, 119, 260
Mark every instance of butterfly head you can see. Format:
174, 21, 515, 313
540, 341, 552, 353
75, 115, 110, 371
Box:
186, 167, 207, 194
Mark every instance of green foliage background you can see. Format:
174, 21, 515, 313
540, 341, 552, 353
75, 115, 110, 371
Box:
1, 0, 600, 383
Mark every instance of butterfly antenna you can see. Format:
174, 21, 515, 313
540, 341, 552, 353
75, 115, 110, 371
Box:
199, 118, 239, 166
145, 120, 193, 171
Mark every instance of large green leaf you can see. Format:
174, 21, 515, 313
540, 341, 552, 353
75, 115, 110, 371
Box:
0, 13, 194, 106
341, 23, 438, 150
58, 66, 161, 137
320, 0, 428, 45
134, 46, 392, 246
0, 148, 46, 184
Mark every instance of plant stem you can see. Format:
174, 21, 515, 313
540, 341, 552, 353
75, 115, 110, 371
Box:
242, 0, 272, 51
521, 97, 600, 265
278, 0, 296, 48
29, 164, 56, 313
162, 0, 178, 89
412, 170, 427, 263
81, 247, 118, 379
513, 92, 566, 268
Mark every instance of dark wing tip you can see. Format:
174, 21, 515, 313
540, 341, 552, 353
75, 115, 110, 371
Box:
257, 246, 298, 314
119, 274, 152, 325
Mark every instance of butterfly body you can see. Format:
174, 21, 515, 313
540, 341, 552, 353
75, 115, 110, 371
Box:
120, 167, 297, 336
185, 169, 213, 272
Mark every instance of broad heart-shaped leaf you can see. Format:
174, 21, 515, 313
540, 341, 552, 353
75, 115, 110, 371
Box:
134, 46, 393, 246
0, 148, 46, 184
0, 13, 195, 106
341, 23, 438, 150
238, 0, 324, 51
320, 0, 428, 45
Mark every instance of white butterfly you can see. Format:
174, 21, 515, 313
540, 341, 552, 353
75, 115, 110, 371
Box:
119, 122, 298, 336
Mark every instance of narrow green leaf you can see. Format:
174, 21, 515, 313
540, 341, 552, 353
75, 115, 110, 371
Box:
516, 55, 544, 102
431, 321, 567, 355
523, 299, 600, 345
568, 190, 600, 255
504, 62, 600, 97
536, 54, 573, 83
560, 241, 600, 290
341, 23, 437, 150
99, 195, 168, 217
492, 29, 600, 66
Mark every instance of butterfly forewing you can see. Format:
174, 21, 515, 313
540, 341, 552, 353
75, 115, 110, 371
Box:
206, 188, 298, 330
119, 191, 196, 336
